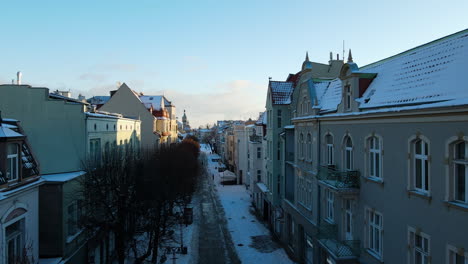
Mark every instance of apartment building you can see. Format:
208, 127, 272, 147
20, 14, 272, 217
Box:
0, 84, 141, 264
282, 29, 468, 264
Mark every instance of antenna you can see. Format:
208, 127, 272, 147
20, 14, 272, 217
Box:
342, 40, 345, 62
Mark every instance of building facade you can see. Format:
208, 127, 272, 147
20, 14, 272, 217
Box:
0, 84, 141, 264
281, 30, 468, 264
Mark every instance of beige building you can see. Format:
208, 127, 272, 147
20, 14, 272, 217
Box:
99, 83, 178, 149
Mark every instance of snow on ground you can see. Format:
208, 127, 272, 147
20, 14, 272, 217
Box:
201, 144, 295, 264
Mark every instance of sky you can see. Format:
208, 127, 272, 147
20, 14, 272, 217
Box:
0, 0, 467, 127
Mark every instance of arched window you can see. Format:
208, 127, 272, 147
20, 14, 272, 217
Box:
325, 134, 334, 165
344, 136, 353, 170
307, 134, 312, 161
368, 136, 382, 179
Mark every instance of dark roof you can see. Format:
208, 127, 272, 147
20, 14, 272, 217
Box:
270, 81, 294, 105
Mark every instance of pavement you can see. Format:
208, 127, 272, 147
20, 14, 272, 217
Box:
197, 153, 241, 264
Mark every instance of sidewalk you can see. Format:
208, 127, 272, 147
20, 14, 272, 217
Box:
204, 151, 296, 264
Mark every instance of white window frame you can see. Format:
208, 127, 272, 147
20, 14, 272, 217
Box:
4, 216, 26, 264
447, 244, 468, 264
408, 227, 430, 264
366, 208, 383, 259
414, 138, 430, 193
368, 136, 383, 179
453, 141, 468, 203
344, 199, 353, 240
344, 136, 353, 171
325, 189, 334, 222
6, 143, 19, 182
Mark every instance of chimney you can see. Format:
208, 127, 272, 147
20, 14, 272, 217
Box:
337, 54, 339, 60
17, 71, 22, 85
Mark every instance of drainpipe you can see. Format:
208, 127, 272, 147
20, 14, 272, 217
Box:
316, 117, 321, 224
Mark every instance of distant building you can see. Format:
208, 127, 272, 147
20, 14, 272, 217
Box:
181, 109, 191, 132
99, 83, 178, 149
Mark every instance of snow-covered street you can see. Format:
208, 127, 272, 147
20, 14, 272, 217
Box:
201, 144, 295, 264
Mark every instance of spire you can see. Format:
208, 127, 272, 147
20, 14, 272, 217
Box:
348, 49, 353, 63
305, 51, 310, 62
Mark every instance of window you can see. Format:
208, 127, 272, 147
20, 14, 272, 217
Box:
367, 209, 383, 258
277, 141, 281, 161
300, 133, 304, 159
368, 136, 382, 179
257, 147, 261, 159
345, 85, 351, 110
94, 123, 97, 131
448, 245, 468, 264
67, 200, 83, 237
90, 139, 101, 165
344, 136, 353, 170
307, 134, 312, 161
6, 218, 25, 264
7, 143, 19, 181
325, 189, 334, 222
409, 229, 430, 264
257, 170, 261, 182
326, 134, 334, 165
413, 138, 429, 193
277, 109, 282, 128
453, 141, 468, 203
344, 199, 353, 240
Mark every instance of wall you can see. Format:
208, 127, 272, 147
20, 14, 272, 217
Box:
0, 85, 87, 174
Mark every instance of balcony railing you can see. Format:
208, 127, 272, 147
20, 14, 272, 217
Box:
317, 221, 360, 258
317, 165, 360, 189
249, 134, 262, 143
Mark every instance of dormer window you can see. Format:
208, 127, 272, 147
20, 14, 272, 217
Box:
345, 85, 351, 110
7, 143, 19, 182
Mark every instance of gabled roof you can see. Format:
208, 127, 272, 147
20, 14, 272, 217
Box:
358, 29, 468, 109
270, 81, 294, 105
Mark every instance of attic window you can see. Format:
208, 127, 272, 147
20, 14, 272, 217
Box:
94, 124, 97, 131
345, 85, 351, 110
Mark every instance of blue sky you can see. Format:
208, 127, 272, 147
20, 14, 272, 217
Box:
1, 0, 467, 127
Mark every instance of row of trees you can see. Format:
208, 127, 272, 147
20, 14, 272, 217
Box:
80, 136, 201, 264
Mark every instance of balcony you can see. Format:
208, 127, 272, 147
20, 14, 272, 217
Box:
249, 134, 262, 143
317, 165, 359, 190
318, 221, 360, 259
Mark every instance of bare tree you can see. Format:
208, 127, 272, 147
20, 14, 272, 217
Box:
80, 138, 201, 264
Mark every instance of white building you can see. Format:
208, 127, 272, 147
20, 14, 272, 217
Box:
0, 117, 42, 264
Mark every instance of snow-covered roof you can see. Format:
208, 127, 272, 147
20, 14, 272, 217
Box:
255, 111, 267, 125
140, 95, 164, 110
41, 171, 86, 183
0, 125, 24, 138
270, 81, 294, 105
0, 178, 45, 201
315, 79, 343, 113
256, 182, 268, 193
359, 29, 468, 109
88, 96, 110, 105
306, 29, 468, 115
